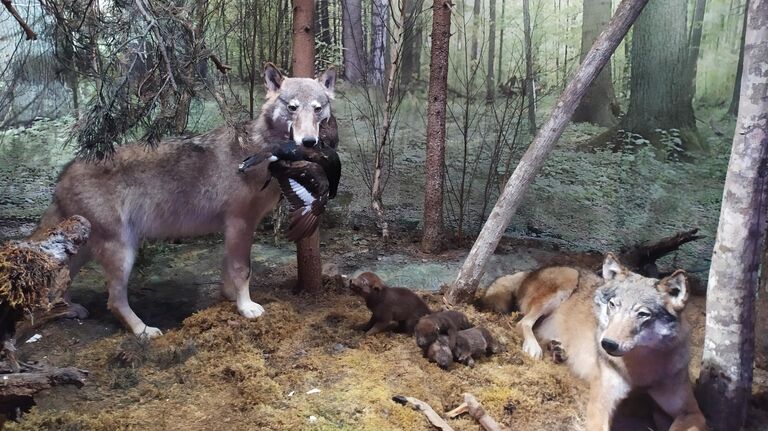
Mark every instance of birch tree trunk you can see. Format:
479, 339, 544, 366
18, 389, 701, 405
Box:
523, 0, 537, 134
420, 0, 452, 254
573, 0, 618, 126
292, 0, 322, 293
370, 0, 388, 86
445, 0, 651, 304
696, 2, 768, 429
341, 0, 366, 83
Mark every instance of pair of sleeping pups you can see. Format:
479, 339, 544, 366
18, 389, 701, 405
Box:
348, 272, 498, 369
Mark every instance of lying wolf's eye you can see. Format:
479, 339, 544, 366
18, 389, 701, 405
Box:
637, 310, 651, 319
314, 105, 322, 113
608, 299, 617, 309
288, 104, 299, 112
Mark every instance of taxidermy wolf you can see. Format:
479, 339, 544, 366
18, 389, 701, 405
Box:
33, 64, 337, 338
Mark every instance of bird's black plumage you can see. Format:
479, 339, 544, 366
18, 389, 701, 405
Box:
239, 140, 342, 241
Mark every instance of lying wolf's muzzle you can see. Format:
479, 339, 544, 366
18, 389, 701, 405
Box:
600, 338, 624, 356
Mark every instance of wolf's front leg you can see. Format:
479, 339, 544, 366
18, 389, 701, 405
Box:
649, 381, 707, 431
585, 367, 629, 431
99, 238, 162, 339
222, 217, 264, 319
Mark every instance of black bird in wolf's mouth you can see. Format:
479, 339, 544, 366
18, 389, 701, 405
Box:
239, 140, 341, 241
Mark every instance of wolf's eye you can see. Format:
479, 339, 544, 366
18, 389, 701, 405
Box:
608, 298, 617, 309
288, 104, 299, 112
314, 105, 322, 113
637, 310, 651, 319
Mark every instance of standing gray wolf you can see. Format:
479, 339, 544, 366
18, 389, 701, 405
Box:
484, 254, 706, 431
32, 64, 337, 338
347, 272, 431, 336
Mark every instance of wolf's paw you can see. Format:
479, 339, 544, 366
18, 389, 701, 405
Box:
522, 338, 543, 360
238, 301, 265, 319
547, 340, 568, 364
135, 325, 163, 340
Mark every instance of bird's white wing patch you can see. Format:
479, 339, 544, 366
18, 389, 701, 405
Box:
289, 178, 315, 206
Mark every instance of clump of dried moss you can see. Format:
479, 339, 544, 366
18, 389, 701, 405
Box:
0, 243, 58, 311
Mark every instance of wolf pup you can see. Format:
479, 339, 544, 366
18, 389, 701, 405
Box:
499, 254, 706, 431
414, 310, 472, 354
349, 272, 431, 336
426, 335, 453, 369
32, 64, 337, 338
453, 326, 499, 367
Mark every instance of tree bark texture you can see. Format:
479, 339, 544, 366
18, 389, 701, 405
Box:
696, 2, 768, 429
292, 0, 315, 77
291, 0, 322, 292
573, 0, 619, 126
729, 0, 750, 116
401, 0, 424, 85
620, 0, 699, 149
485, 0, 496, 103
445, 0, 651, 304
370, 0, 388, 86
496, 0, 505, 85
341, 0, 366, 83
523, 0, 537, 134
421, 0, 452, 254
686, 0, 708, 100
316, 0, 332, 47
471, 0, 481, 61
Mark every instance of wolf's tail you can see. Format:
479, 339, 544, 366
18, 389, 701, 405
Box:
480, 272, 530, 314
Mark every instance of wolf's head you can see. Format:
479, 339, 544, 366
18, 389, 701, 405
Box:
261, 63, 336, 147
594, 253, 690, 357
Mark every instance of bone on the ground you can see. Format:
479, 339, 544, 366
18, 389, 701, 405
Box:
392, 395, 455, 431
446, 393, 509, 431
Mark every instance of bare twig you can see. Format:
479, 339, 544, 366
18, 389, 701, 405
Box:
446, 393, 509, 431
392, 395, 455, 431
134, 0, 178, 91
1, 0, 38, 40
210, 54, 232, 74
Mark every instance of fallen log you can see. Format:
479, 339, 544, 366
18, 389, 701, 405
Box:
0, 365, 88, 397
446, 393, 509, 431
392, 395, 455, 431
617, 228, 704, 277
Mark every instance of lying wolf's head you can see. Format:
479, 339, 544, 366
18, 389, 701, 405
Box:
262, 63, 336, 147
594, 253, 690, 357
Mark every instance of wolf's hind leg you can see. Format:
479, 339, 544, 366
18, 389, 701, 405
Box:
98, 238, 161, 339
222, 217, 264, 319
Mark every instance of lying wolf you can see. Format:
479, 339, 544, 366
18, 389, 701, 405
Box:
33, 64, 336, 338
485, 254, 706, 431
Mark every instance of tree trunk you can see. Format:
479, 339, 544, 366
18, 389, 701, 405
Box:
728, 0, 749, 116
370, 0, 388, 86
686, 0, 708, 100
445, 0, 651, 304
696, 2, 768, 429
341, 0, 366, 83
485, 0, 496, 103
316, 0, 332, 47
523, 0, 537, 134
619, 0, 699, 150
291, 0, 322, 293
496, 0, 505, 85
573, 0, 619, 126
421, 0, 452, 254
471, 0, 481, 61
401, 0, 424, 85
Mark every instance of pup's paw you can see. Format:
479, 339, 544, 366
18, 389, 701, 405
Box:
522, 338, 543, 360
135, 325, 163, 340
238, 300, 265, 319
547, 340, 568, 364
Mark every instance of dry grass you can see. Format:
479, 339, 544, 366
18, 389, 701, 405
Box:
0, 243, 57, 311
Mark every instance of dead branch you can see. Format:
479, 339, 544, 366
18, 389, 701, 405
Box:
618, 228, 704, 276
1, 0, 38, 40
0, 366, 88, 397
209, 54, 232, 74
392, 395, 455, 431
446, 393, 509, 431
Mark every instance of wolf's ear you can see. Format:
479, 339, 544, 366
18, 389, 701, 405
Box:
602, 253, 626, 280
318, 67, 336, 99
264, 63, 284, 94
658, 270, 689, 313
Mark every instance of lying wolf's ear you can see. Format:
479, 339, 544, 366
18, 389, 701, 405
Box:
658, 270, 689, 313
318, 67, 336, 99
264, 63, 284, 94
602, 253, 627, 280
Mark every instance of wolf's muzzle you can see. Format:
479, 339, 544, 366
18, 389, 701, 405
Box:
600, 338, 621, 356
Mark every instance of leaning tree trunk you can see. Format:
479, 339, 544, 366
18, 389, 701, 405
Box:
729, 0, 749, 116
485, 0, 496, 103
619, 0, 700, 150
573, 0, 619, 126
445, 0, 651, 304
370, 0, 388, 86
421, 0, 452, 254
696, 2, 768, 429
341, 0, 366, 83
523, 0, 537, 134
291, 0, 322, 293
